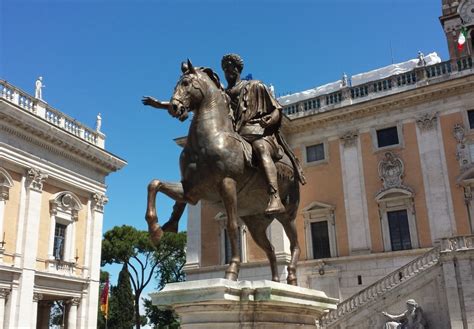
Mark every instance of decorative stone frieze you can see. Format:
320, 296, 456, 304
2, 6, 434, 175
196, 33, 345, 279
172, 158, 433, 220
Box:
378, 152, 404, 189
416, 112, 438, 131
92, 193, 108, 213
453, 123, 470, 170
26, 168, 48, 191
0, 288, 10, 299
340, 131, 359, 147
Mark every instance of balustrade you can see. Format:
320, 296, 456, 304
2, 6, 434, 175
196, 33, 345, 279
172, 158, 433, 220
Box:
321, 236, 474, 327
1, 79, 103, 148
283, 55, 474, 121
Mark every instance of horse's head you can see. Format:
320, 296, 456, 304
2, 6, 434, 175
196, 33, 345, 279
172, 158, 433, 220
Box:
170, 59, 222, 121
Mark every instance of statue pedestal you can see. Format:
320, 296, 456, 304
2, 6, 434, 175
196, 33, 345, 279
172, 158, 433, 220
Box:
150, 278, 338, 328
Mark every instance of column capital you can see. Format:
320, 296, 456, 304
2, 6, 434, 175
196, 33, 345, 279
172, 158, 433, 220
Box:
340, 131, 359, 148
0, 288, 10, 299
69, 297, 81, 306
0, 186, 9, 201
92, 193, 108, 213
26, 168, 48, 192
33, 292, 43, 302
416, 112, 438, 131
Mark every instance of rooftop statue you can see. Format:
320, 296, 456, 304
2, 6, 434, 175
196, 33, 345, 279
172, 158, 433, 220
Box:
142, 57, 305, 285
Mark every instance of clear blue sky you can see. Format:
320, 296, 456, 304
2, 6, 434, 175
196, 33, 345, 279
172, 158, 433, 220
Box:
2, 0, 447, 285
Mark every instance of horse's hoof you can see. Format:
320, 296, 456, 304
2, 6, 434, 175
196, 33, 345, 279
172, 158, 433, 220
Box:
272, 277, 280, 283
287, 276, 298, 286
162, 220, 179, 233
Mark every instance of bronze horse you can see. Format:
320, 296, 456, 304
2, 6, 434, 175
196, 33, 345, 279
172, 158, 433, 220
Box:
143, 60, 301, 285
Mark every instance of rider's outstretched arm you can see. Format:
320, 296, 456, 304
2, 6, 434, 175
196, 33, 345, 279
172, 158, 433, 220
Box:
142, 96, 171, 110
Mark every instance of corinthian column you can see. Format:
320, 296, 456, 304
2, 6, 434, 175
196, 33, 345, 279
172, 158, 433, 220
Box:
0, 289, 10, 329
67, 298, 80, 329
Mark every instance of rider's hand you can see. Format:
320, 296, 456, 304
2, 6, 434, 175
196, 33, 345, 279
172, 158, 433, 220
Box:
142, 96, 157, 106
259, 114, 273, 128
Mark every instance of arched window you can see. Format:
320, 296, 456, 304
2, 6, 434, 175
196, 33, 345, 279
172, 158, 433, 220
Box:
0, 168, 13, 254
48, 192, 82, 267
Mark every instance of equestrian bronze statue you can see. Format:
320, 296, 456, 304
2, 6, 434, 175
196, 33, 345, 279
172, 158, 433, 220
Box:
142, 57, 305, 285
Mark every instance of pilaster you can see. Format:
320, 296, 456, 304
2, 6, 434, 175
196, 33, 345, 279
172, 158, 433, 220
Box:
16, 168, 47, 328
415, 113, 456, 242
84, 193, 107, 328
339, 131, 371, 254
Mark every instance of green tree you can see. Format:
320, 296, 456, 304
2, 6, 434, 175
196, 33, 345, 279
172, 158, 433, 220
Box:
108, 264, 134, 329
101, 225, 160, 329
143, 231, 186, 328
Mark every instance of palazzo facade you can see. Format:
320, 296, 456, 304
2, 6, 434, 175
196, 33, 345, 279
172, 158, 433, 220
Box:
183, 1, 474, 327
0, 80, 126, 328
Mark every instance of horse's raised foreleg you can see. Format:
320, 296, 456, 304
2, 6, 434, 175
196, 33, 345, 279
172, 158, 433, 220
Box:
219, 177, 240, 281
145, 179, 187, 246
278, 217, 300, 286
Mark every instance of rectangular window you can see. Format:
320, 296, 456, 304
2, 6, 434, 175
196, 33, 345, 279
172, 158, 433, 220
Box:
53, 223, 67, 260
306, 143, 325, 163
376, 126, 399, 148
387, 210, 412, 251
468, 110, 474, 129
310, 221, 331, 259
224, 228, 242, 264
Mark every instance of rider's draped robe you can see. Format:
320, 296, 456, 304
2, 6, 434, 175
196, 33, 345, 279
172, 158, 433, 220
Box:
226, 80, 306, 185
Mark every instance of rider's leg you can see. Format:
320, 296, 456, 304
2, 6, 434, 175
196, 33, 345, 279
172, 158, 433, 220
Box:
252, 139, 285, 214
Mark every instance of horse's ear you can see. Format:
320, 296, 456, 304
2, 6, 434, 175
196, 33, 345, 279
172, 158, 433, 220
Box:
181, 61, 188, 73
187, 59, 196, 74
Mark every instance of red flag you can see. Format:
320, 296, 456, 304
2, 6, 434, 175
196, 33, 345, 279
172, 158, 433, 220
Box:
100, 278, 109, 319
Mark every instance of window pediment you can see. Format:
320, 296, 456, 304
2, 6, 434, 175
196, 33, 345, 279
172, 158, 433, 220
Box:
50, 192, 83, 220
302, 201, 335, 220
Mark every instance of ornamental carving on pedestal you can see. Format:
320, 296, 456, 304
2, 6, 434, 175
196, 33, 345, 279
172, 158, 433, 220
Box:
92, 193, 108, 213
378, 152, 405, 189
26, 168, 48, 191
416, 112, 438, 131
340, 131, 359, 148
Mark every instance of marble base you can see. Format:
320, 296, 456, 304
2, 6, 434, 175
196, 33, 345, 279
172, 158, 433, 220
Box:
150, 278, 338, 328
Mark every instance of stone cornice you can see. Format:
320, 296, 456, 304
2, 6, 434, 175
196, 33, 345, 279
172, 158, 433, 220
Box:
0, 101, 126, 174
282, 74, 474, 134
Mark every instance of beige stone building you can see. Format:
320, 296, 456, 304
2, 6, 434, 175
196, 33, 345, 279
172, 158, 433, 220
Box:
0, 80, 126, 328
183, 1, 474, 328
